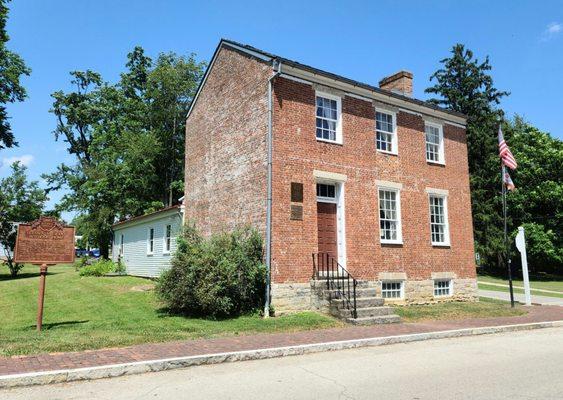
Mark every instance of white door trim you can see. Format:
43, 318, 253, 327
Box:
315, 178, 347, 268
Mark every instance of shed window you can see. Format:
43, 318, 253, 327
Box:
164, 224, 172, 254
147, 228, 155, 254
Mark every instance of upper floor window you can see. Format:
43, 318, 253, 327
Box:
164, 224, 172, 254
425, 123, 444, 164
376, 110, 397, 154
428, 194, 450, 246
316, 92, 342, 144
378, 187, 402, 244
147, 227, 155, 255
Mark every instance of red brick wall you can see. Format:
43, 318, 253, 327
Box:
271, 77, 475, 283
184, 47, 270, 235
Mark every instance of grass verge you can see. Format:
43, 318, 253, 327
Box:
0, 265, 340, 357
393, 297, 527, 322
478, 282, 563, 299
477, 274, 563, 293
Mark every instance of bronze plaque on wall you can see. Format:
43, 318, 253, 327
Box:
290, 205, 303, 221
291, 182, 303, 203
14, 217, 76, 265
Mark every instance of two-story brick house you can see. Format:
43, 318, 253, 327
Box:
184, 39, 477, 315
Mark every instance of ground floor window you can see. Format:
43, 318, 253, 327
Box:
434, 279, 452, 297
381, 281, 403, 299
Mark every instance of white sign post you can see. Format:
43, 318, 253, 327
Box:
515, 226, 531, 306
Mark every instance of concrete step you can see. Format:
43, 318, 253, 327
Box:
332, 297, 385, 308
333, 306, 395, 318
346, 314, 402, 325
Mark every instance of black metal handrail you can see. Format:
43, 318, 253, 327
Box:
312, 252, 357, 319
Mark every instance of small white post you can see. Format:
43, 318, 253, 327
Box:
515, 226, 531, 306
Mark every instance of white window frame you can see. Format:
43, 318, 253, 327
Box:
375, 108, 398, 155
119, 234, 124, 257
377, 183, 403, 245
434, 279, 453, 297
316, 182, 338, 204
315, 91, 343, 145
315, 176, 347, 268
164, 224, 172, 255
427, 192, 450, 246
147, 227, 155, 255
381, 280, 404, 299
425, 121, 445, 165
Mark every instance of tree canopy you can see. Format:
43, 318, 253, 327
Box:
427, 44, 562, 275
45, 47, 205, 257
0, 162, 47, 276
0, 0, 30, 150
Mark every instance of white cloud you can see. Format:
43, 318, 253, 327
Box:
542, 22, 562, 41
1, 154, 35, 169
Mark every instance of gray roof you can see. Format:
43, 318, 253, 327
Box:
220, 39, 466, 120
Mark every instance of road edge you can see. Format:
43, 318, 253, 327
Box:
1, 320, 562, 389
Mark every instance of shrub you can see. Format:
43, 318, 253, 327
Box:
73, 256, 89, 271
156, 224, 266, 318
79, 259, 118, 277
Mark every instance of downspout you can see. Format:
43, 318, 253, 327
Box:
264, 59, 282, 318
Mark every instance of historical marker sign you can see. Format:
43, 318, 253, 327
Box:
14, 216, 75, 265
13, 216, 75, 331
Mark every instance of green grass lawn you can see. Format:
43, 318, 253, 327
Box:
0, 265, 340, 357
478, 274, 563, 293
478, 282, 563, 299
393, 297, 527, 322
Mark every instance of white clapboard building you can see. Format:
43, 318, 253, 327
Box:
111, 202, 184, 277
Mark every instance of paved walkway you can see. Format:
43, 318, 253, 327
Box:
1, 305, 562, 379
479, 289, 563, 306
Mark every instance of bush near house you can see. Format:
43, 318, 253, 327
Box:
157, 225, 266, 318
79, 259, 122, 277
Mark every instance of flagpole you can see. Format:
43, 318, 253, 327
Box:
502, 163, 515, 307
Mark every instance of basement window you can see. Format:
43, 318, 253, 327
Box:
434, 279, 452, 297
382, 281, 403, 299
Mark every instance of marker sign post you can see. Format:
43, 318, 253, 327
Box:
515, 226, 531, 306
14, 217, 75, 331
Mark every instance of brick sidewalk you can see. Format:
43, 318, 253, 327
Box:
1, 305, 562, 377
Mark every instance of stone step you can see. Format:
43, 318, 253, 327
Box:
323, 287, 377, 299
346, 314, 402, 325
312, 279, 371, 289
333, 306, 395, 318
332, 297, 385, 308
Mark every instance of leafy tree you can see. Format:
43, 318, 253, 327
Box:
503, 117, 562, 274
0, 0, 31, 150
426, 44, 509, 270
45, 48, 205, 257
0, 162, 47, 276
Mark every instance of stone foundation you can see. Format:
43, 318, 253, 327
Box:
271, 278, 478, 314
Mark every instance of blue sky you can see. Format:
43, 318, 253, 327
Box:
1, 0, 562, 220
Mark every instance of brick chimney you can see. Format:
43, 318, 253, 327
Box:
379, 70, 413, 97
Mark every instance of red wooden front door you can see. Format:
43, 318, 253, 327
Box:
317, 202, 338, 262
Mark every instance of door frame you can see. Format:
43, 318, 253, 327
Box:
315, 176, 347, 268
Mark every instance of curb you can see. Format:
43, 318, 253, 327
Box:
1, 320, 562, 389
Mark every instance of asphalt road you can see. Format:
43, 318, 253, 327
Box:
2, 327, 562, 400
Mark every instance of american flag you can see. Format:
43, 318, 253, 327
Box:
498, 126, 517, 170
503, 170, 515, 191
